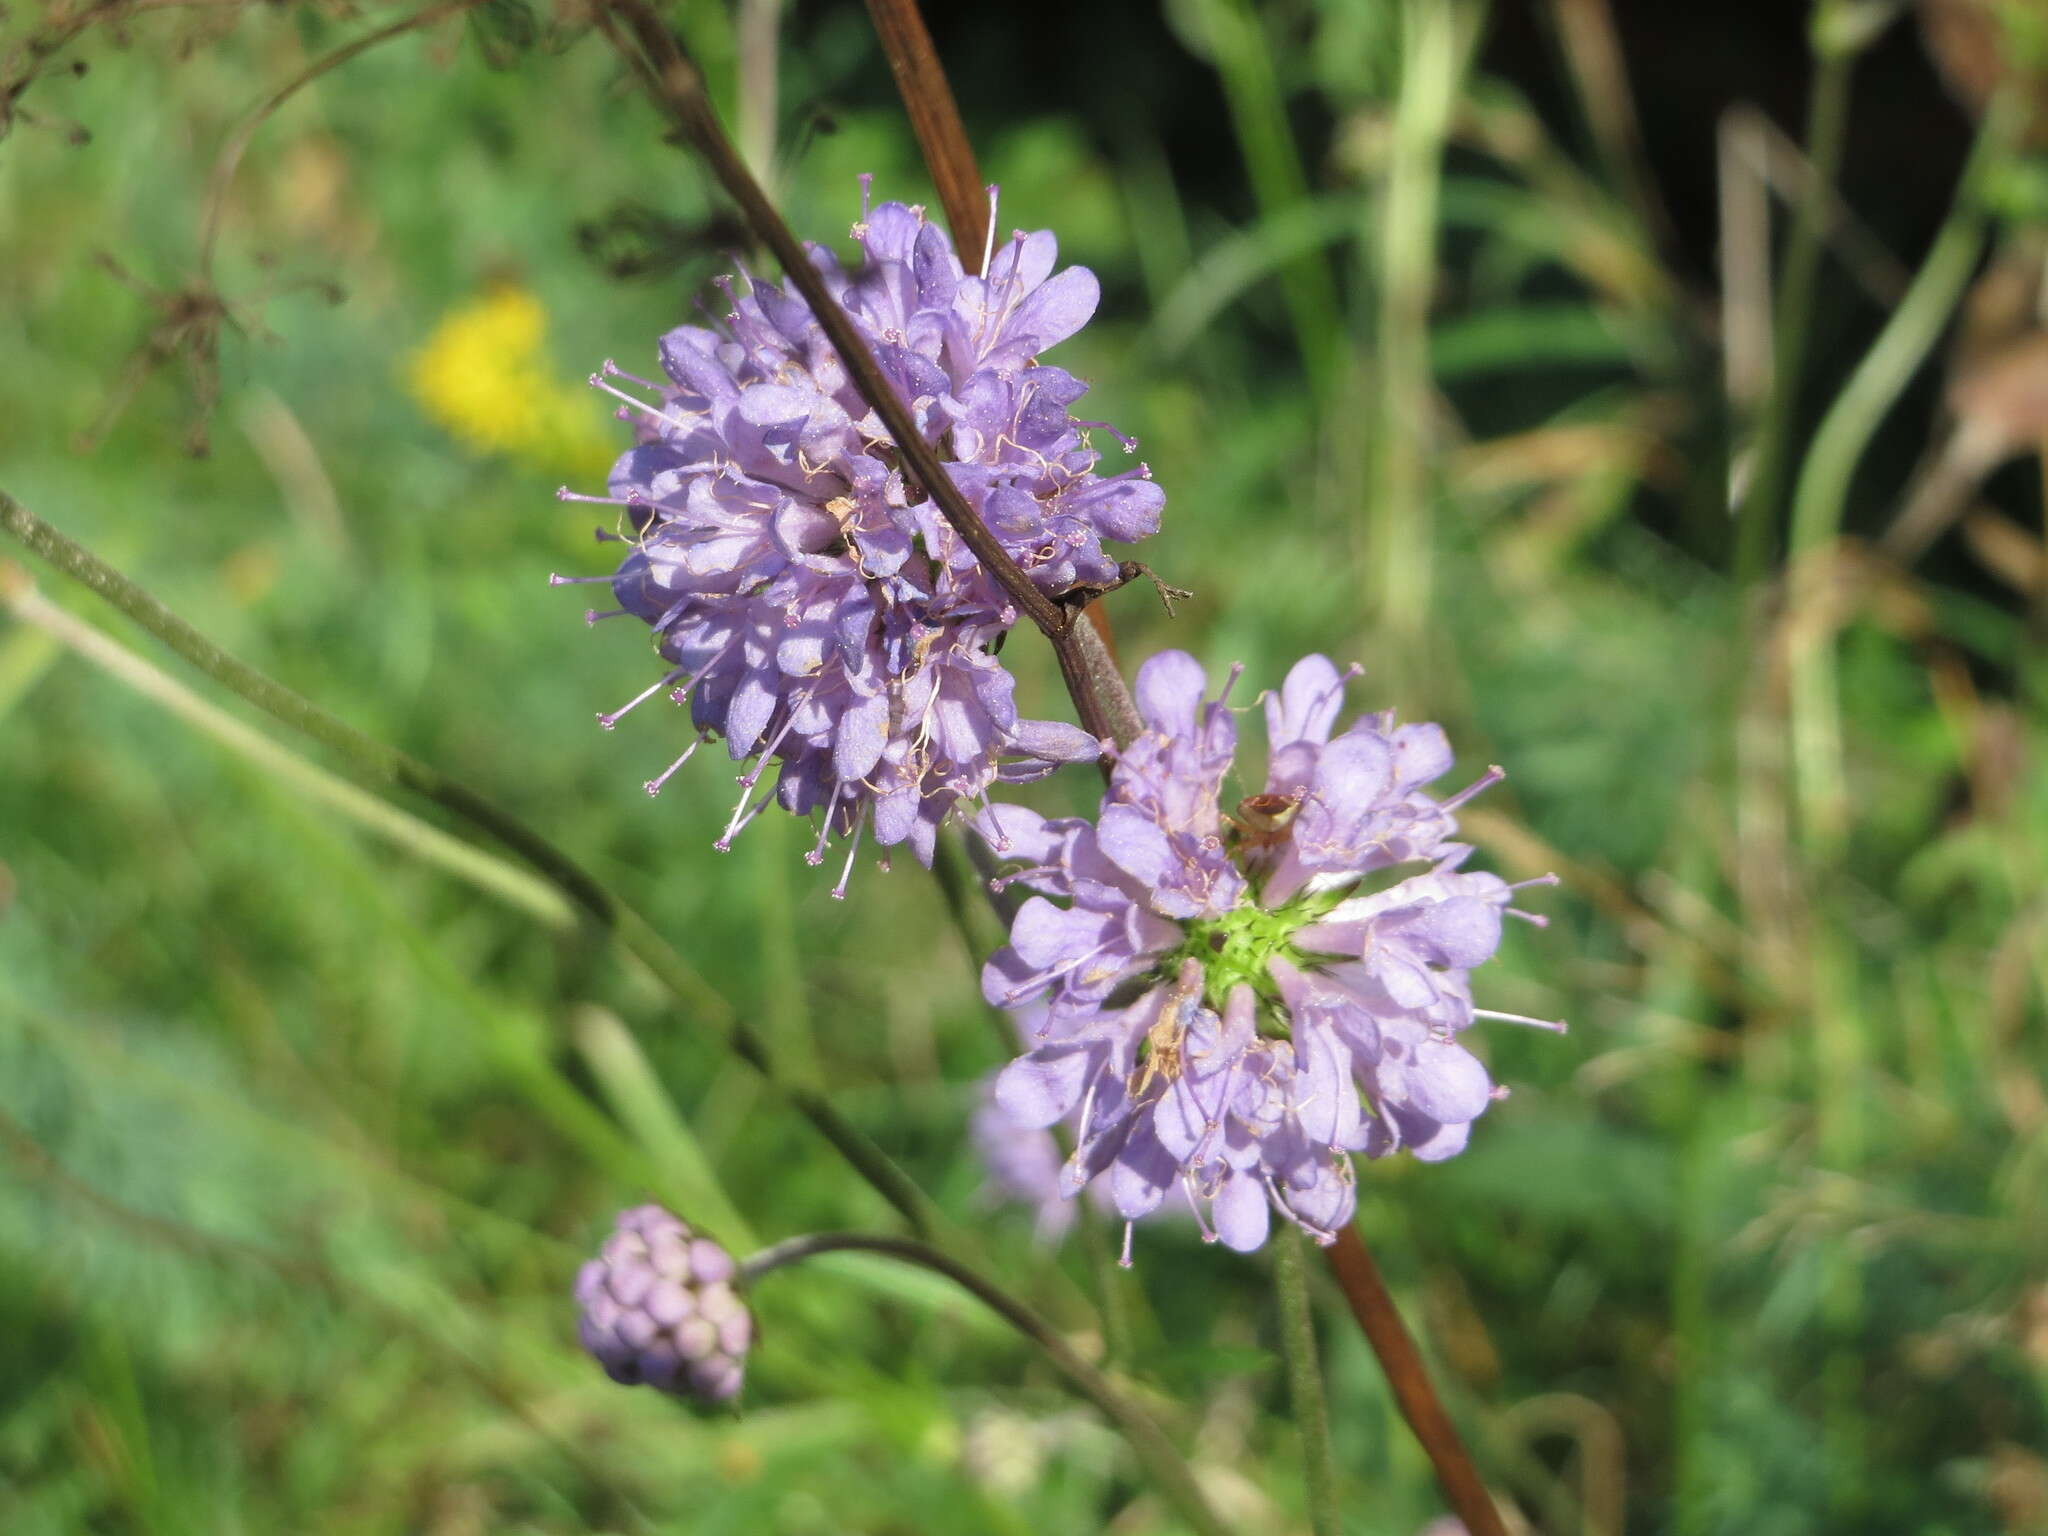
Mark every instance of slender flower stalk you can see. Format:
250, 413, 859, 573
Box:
738, 1230, 1232, 1536
0, 570, 573, 930
1327, 1225, 1507, 1536
1275, 1227, 1343, 1536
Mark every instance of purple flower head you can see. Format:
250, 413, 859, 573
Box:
556, 184, 1158, 891
575, 1204, 752, 1406
975, 652, 1559, 1258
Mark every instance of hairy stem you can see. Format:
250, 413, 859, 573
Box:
0, 491, 942, 1240
741, 1232, 1231, 1536
1275, 1227, 1343, 1536
1326, 1224, 1506, 1536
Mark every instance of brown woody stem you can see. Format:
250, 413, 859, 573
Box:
858, 0, 1136, 763
860, 0, 989, 251
1326, 1224, 1509, 1536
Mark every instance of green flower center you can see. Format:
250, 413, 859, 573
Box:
1178, 902, 1304, 1014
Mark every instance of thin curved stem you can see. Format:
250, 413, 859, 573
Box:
1326, 1223, 1507, 1536
1786, 95, 2013, 863
197, 1, 480, 279
1733, 14, 1860, 582
856, 0, 1138, 736
1778, 96, 2014, 1520
0, 491, 941, 1241
1275, 1226, 1343, 1536
0, 572, 573, 931
741, 1232, 1231, 1536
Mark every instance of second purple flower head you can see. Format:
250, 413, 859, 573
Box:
976, 652, 1560, 1257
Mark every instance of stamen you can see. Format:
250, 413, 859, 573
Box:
585, 608, 627, 626
1076, 1072, 1101, 1146
1183, 1172, 1219, 1245
597, 667, 684, 730
668, 638, 740, 707
548, 572, 611, 586
1217, 662, 1245, 706
980, 801, 1019, 854
830, 810, 867, 900
600, 358, 664, 393
557, 487, 635, 507
1439, 765, 1506, 812
1074, 418, 1138, 453
806, 780, 845, 867
1265, 1176, 1340, 1244
1502, 874, 1562, 924
738, 697, 811, 789
1118, 1221, 1134, 1270
994, 937, 1116, 1006
979, 182, 1000, 280
593, 527, 628, 544
1472, 1008, 1568, 1034
587, 373, 676, 428
643, 734, 708, 796
714, 779, 776, 852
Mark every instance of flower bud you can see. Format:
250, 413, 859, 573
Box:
575, 1204, 752, 1406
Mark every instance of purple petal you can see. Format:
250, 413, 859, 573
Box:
725, 671, 776, 757
1265, 654, 1346, 749
1212, 1170, 1271, 1252
994, 1046, 1095, 1128
1008, 266, 1100, 352
1132, 651, 1207, 737
1397, 1038, 1493, 1124
1095, 804, 1180, 894
834, 692, 890, 782
1409, 895, 1504, 970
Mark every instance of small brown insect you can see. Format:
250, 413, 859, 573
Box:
1229, 792, 1301, 849
1128, 973, 1202, 1098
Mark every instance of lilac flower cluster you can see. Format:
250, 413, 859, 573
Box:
560, 186, 1162, 891
977, 652, 1558, 1256
576, 1204, 752, 1405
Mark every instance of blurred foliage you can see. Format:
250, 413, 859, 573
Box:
2, 1, 2046, 1533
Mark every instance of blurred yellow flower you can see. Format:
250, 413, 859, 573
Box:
406, 285, 614, 479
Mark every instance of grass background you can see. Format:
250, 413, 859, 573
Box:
2, 1, 2045, 1532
